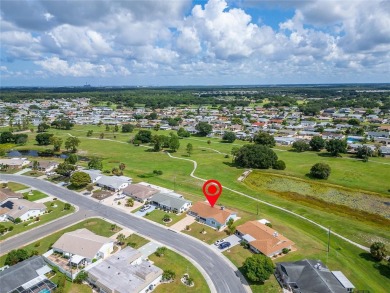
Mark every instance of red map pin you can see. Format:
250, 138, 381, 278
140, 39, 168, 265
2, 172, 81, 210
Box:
202, 179, 222, 207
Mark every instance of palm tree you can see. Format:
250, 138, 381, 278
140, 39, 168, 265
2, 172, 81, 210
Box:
119, 163, 126, 171
125, 198, 134, 207
116, 233, 126, 245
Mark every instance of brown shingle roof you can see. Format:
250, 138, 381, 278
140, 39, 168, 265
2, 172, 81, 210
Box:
0, 188, 23, 203
189, 201, 234, 224
237, 221, 294, 256
122, 184, 159, 200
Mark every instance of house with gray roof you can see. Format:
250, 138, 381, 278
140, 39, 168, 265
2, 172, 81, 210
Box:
149, 192, 192, 213
87, 247, 162, 293
0, 256, 56, 293
275, 259, 354, 293
83, 169, 131, 191
51, 228, 114, 265
0, 199, 46, 222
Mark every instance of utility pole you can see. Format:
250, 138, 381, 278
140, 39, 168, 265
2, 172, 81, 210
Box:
326, 227, 331, 265
256, 203, 259, 215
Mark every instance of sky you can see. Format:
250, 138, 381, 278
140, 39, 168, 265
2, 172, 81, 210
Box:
0, 0, 389, 86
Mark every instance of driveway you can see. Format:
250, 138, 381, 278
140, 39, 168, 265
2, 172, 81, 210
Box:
133, 205, 156, 217
138, 242, 161, 260
170, 214, 196, 231
211, 234, 241, 252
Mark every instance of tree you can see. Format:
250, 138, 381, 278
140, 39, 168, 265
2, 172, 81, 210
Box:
86, 130, 93, 137
122, 124, 135, 133
326, 139, 347, 156
195, 122, 212, 136
116, 233, 126, 245
5, 249, 30, 266
0, 131, 14, 144
253, 132, 275, 147
231, 146, 240, 159
242, 254, 274, 283
74, 271, 88, 284
356, 146, 373, 162
14, 134, 28, 145
186, 143, 193, 156
70, 171, 91, 188
114, 125, 119, 132
273, 160, 286, 170
50, 136, 63, 152
65, 136, 80, 152
154, 124, 161, 131
310, 163, 331, 179
88, 157, 103, 170
119, 163, 126, 171
100, 132, 104, 139
32, 160, 40, 171
370, 242, 387, 261
35, 133, 53, 145
134, 130, 152, 143
169, 134, 180, 152
348, 118, 360, 126
177, 127, 190, 138
292, 140, 310, 152
65, 153, 78, 165
310, 136, 325, 151
234, 145, 278, 169
37, 123, 50, 132
155, 246, 167, 257
125, 198, 134, 207
55, 162, 76, 177
222, 131, 236, 143
105, 125, 110, 131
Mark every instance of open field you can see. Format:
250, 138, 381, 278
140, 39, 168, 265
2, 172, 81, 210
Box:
149, 248, 210, 293
0, 199, 75, 241
0, 218, 119, 266
4, 125, 390, 291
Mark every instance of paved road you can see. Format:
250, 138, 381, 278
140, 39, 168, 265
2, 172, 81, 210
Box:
0, 174, 247, 293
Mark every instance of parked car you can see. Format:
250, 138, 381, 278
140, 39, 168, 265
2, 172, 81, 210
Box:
140, 204, 152, 212
214, 239, 225, 246
218, 242, 231, 249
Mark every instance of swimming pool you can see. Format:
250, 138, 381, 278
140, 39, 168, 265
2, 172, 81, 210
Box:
38, 289, 50, 293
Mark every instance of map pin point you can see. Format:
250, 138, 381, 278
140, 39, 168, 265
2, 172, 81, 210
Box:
202, 179, 222, 207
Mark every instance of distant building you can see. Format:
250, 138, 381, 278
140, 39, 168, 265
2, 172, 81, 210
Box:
0, 256, 56, 293
275, 259, 354, 293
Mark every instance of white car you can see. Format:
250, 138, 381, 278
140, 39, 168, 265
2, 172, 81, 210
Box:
214, 239, 224, 246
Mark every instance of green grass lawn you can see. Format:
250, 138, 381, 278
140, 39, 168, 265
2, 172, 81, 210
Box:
23, 190, 48, 201
0, 200, 74, 241
0, 218, 119, 266
149, 248, 210, 293
223, 245, 281, 293
183, 222, 226, 245
8, 126, 390, 292
23, 170, 44, 177
145, 209, 187, 227
5, 181, 28, 191
123, 233, 149, 249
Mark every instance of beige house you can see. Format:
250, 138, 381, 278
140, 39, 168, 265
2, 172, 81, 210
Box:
122, 184, 159, 203
0, 198, 46, 222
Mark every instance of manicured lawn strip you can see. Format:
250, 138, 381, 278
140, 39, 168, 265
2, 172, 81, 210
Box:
51, 273, 92, 293
0, 218, 118, 266
6, 181, 28, 191
145, 209, 187, 227
124, 233, 149, 249
183, 222, 226, 245
0, 200, 75, 241
223, 245, 281, 293
149, 248, 210, 293
23, 171, 44, 177
23, 190, 48, 201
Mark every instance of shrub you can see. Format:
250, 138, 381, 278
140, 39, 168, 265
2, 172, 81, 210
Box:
155, 247, 167, 257
8, 226, 14, 231
63, 203, 71, 210
162, 269, 176, 281
35, 217, 40, 221
273, 160, 286, 170
14, 218, 21, 224
282, 248, 290, 254
310, 163, 331, 179
34, 242, 40, 247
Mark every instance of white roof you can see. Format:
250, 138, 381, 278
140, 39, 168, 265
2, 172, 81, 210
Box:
332, 271, 355, 288
258, 219, 270, 224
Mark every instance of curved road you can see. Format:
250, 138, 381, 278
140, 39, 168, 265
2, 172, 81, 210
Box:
0, 174, 246, 293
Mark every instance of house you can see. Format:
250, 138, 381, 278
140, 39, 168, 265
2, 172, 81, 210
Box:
0, 256, 57, 293
122, 184, 159, 203
275, 259, 354, 293
0, 188, 23, 205
188, 201, 236, 230
149, 192, 192, 213
51, 228, 114, 265
29, 160, 59, 173
0, 158, 30, 170
235, 220, 294, 257
0, 199, 46, 222
83, 169, 131, 192
87, 247, 163, 293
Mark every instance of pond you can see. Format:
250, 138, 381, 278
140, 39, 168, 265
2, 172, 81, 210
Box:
7, 150, 68, 159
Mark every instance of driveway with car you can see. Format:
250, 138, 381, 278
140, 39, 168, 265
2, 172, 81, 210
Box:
134, 204, 156, 217
211, 234, 241, 252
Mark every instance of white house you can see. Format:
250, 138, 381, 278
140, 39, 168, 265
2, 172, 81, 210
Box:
51, 229, 114, 265
0, 199, 46, 222
83, 169, 131, 192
